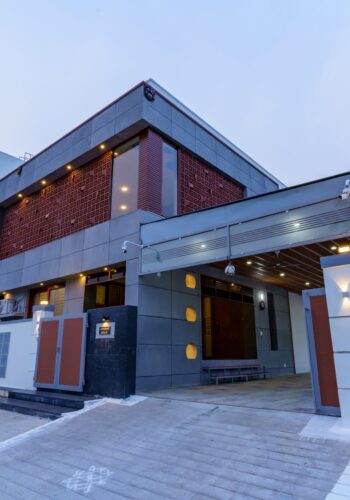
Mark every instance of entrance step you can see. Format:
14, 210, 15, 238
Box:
0, 389, 99, 420
0, 397, 77, 420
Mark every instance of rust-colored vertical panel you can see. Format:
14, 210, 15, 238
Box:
310, 295, 340, 408
36, 320, 59, 385
59, 317, 84, 387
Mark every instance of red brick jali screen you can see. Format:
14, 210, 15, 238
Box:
178, 149, 244, 214
0, 152, 112, 259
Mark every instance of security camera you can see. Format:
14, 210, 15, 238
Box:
340, 179, 350, 200
121, 242, 128, 254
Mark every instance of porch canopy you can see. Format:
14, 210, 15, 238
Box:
140, 171, 350, 291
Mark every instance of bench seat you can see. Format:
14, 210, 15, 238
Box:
202, 363, 272, 385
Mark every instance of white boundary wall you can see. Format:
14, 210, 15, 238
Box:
323, 263, 350, 421
288, 292, 310, 374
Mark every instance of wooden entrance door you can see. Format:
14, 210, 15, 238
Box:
303, 289, 340, 416
212, 298, 257, 359
35, 314, 87, 392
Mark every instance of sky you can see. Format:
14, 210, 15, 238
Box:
0, 0, 350, 186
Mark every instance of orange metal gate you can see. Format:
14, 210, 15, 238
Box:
304, 289, 340, 416
35, 314, 87, 392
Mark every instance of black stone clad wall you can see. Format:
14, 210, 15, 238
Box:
84, 306, 137, 398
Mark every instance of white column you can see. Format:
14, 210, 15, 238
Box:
322, 254, 350, 421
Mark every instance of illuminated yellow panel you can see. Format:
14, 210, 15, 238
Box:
186, 343, 198, 360
185, 307, 197, 322
185, 273, 197, 289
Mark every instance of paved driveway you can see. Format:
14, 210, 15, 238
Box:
142, 374, 314, 414
0, 408, 44, 442
0, 396, 348, 499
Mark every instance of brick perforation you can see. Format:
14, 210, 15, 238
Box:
178, 149, 244, 214
0, 152, 112, 260
138, 130, 162, 214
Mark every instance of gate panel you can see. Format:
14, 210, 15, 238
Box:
304, 288, 340, 416
310, 295, 340, 409
35, 319, 59, 386
58, 317, 85, 390
35, 314, 87, 392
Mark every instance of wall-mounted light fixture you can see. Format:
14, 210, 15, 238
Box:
99, 144, 106, 150
186, 343, 198, 360
185, 273, 196, 289
339, 179, 350, 200
258, 292, 266, 310
122, 240, 160, 261
185, 307, 197, 322
66, 164, 72, 171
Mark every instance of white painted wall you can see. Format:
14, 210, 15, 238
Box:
288, 292, 310, 374
0, 319, 37, 390
323, 263, 350, 421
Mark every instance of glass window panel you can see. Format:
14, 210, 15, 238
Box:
162, 143, 177, 217
111, 140, 139, 218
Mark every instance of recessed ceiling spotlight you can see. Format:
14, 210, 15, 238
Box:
247, 260, 252, 265
120, 186, 129, 192
338, 245, 350, 254
331, 246, 337, 251
99, 144, 106, 150
41, 179, 47, 185
17, 193, 23, 198
79, 273, 84, 277
104, 267, 109, 271
294, 222, 301, 228
280, 272, 285, 277
120, 205, 127, 211
305, 282, 310, 286
200, 244, 207, 249
40, 282, 44, 286
66, 164, 72, 171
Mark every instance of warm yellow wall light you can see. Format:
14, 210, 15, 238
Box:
186, 307, 197, 322
186, 343, 198, 360
185, 273, 196, 289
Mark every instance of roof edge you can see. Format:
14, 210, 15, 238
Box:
147, 79, 285, 189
